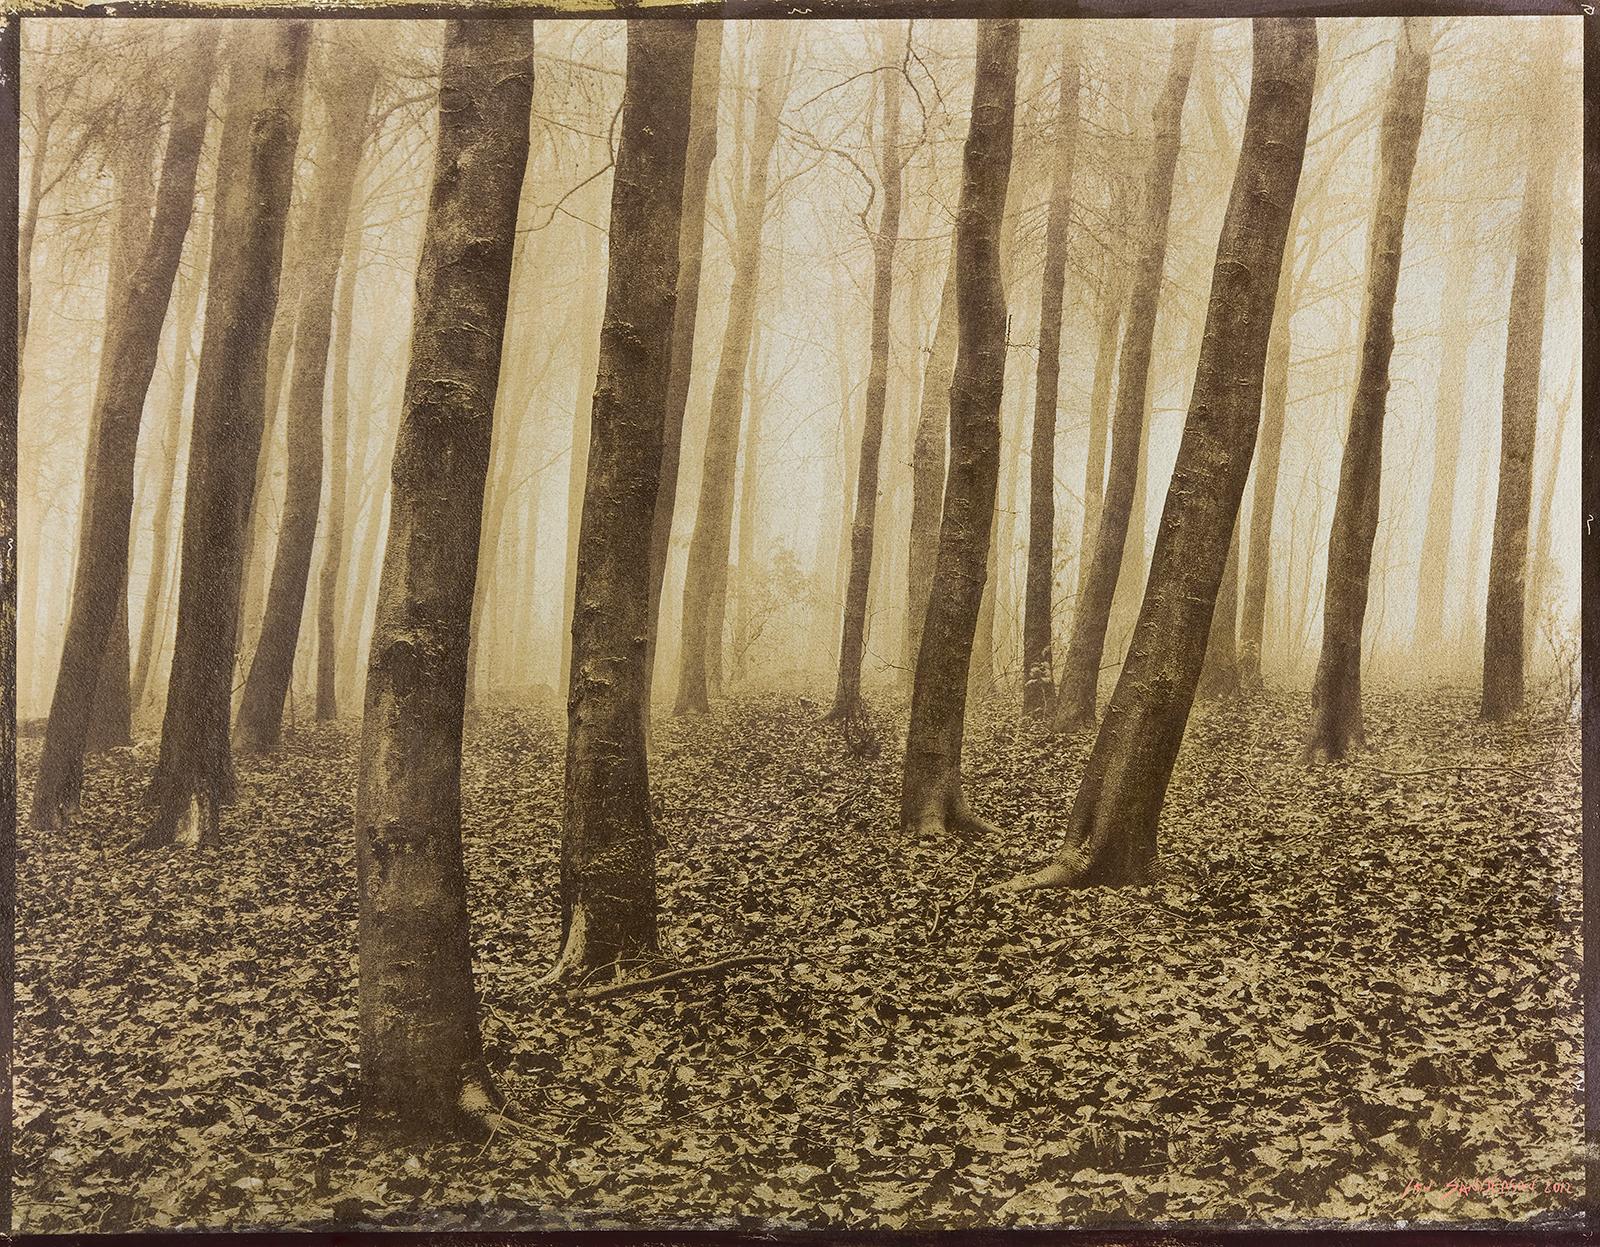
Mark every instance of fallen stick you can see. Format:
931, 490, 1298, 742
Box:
567, 954, 784, 1003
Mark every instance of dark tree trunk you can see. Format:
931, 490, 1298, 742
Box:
1054, 28, 1199, 732
645, 22, 722, 714
237, 60, 375, 753
899, 18, 1019, 839
1305, 24, 1431, 760
1482, 27, 1560, 722
1197, 519, 1241, 700
29, 37, 215, 831
830, 33, 906, 721
1005, 18, 1316, 891
142, 26, 309, 848
353, 20, 535, 1141
560, 217, 602, 697
1022, 37, 1080, 718
674, 27, 786, 715
546, 20, 696, 985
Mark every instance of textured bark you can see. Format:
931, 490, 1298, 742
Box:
353, 20, 535, 1141
1022, 39, 1081, 719
899, 18, 1019, 839
547, 20, 695, 985
830, 33, 906, 720
1054, 28, 1199, 732
1005, 19, 1316, 891
645, 23, 723, 711
674, 27, 787, 715
1197, 520, 1241, 700
29, 39, 215, 831
237, 59, 375, 753
1305, 24, 1431, 760
904, 237, 957, 681
143, 26, 309, 848
1482, 27, 1560, 722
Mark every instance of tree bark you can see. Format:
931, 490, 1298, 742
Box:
1054, 27, 1199, 732
1482, 26, 1560, 722
1005, 18, 1316, 891
142, 26, 309, 848
353, 20, 535, 1141
1305, 23, 1431, 760
1197, 518, 1241, 700
1022, 38, 1081, 719
546, 19, 695, 985
237, 59, 375, 753
559, 216, 603, 698
899, 18, 1019, 839
29, 36, 215, 831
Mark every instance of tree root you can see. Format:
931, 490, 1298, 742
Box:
988, 851, 1087, 894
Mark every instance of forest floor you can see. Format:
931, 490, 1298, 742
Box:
13, 684, 1582, 1232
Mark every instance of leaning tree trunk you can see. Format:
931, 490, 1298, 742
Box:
830, 34, 906, 721
546, 19, 695, 985
1196, 519, 1241, 699
1004, 18, 1316, 891
1054, 27, 1199, 732
1022, 35, 1081, 718
142, 26, 309, 848
674, 27, 787, 715
1481, 25, 1560, 722
899, 18, 1019, 839
1304, 22, 1431, 761
29, 39, 215, 831
354, 20, 535, 1141
237, 60, 375, 753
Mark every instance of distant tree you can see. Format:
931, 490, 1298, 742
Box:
900, 17, 1019, 839
353, 20, 535, 1140
547, 20, 696, 984
1004, 18, 1317, 890
1304, 21, 1431, 760
142, 27, 310, 848
29, 30, 215, 831
1196, 522, 1240, 699
904, 238, 956, 683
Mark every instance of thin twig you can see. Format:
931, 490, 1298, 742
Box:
567, 955, 783, 1004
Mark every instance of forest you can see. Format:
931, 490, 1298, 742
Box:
11, 12, 1583, 1232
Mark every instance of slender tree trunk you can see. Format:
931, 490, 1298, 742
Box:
1482, 27, 1560, 722
1076, 293, 1122, 601
1054, 27, 1199, 732
1022, 35, 1080, 719
237, 62, 374, 753
142, 26, 309, 847
1006, 18, 1316, 890
29, 39, 215, 830
560, 217, 602, 697
1527, 363, 1574, 627
17, 73, 48, 368
1305, 23, 1431, 760
1197, 519, 1241, 699
354, 20, 535, 1140
674, 27, 787, 715
899, 18, 1019, 839
904, 237, 957, 682
547, 19, 695, 985
732, 316, 766, 685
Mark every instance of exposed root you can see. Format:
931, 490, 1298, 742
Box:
989, 851, 1087, 894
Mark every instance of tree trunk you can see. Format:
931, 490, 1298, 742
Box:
237, 61, 374, 753
1022, 35, 1080, 719
142, 26, 309, 848
674, 27, 787, 715
1197, 518, 1241, 699
1054, 27, 1199, 732
1305, 23, 1431, 760
1527, 362, 1574, 627
1005, 18, 1316, 890
29, 37, 215, 830
1482, 26, 1560, 722
1076, 294, 1122, 602
546, 19, 695, 985
830, 31, 906, 721
559, 216, 603, 697
732, 314, 767, 685
899, 18, 1019, 839
354, 20, 535, 1140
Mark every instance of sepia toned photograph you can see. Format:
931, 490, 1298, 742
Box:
7, 7, 1585, 1234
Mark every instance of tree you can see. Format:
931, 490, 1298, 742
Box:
1021, 32, 1081, 719
899, 17, 1019, 840
1482, 24, 1561, 722
353, 20, 536, 1140
1053, 27, 1199, 732
904, 237, 956, 683
1004, 17, 1317, 891
142, 27, 310, 848
546, 20, 697, 984
1196, 521, 1240, 699
236, 50, 377, 752
1304, 21, 1431, 761
29, 30, 216, 831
